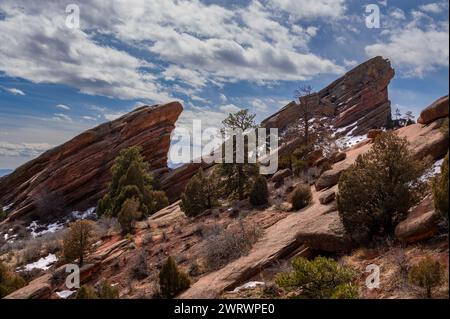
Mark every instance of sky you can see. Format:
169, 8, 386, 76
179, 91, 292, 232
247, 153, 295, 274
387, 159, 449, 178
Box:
0, 0, 448, 169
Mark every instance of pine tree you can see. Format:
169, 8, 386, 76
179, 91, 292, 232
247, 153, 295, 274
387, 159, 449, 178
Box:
97, 146, 168, 220
63, 220, 94, 266
180, 169, 219, 217
159, 256, 191, 299
294, 85, 314, 145
219, 109, 259, 200
337, 132, 427, 244
118, 197, 142, 234
249, 175, 269, 206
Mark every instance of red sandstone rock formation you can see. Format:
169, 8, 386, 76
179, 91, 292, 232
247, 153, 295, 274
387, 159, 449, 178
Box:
0, 102, 183, 223
262, 56, 395, 136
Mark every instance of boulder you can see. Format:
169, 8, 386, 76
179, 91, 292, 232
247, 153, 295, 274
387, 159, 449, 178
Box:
333, 152, 347, 163
305, 150, 323, 165
319, 190, 336, 205
418, 95, 449, 125
313, 157, 329, 167
315, 169, 343, 191
270, 168, 292, 183
3, 274, 52, 299
395, 196, 440, 244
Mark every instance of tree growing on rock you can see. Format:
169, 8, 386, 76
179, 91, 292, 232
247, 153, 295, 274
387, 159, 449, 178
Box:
432, 152, 449, 218
249, 175, 269, 206
294, 85, 315, 145
409, 257, 444, 298
275, 256, 357, 299
219, 109, 259, 200
63, 220, 95, 266
97, 146, 168, 222
180, 169, 219, 217
337, 132, 427, 244
159, 256, 191, 299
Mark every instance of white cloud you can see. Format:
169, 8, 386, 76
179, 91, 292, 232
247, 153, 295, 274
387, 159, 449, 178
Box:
219, 104, 242, 114
0, 141, 53, 157
419, 2, 448, 14
219, 94, 228, 103
268, 0, 347, 21
365, 24, 449, 77
104, 112, 126, 121
1, 87, 25, 96
343, 59, 358, 68
0, 3, 173, 102
82, 116, 97, 121
389, 8, 406, 20
52, 113, 73, 122
56, 104, 71, 110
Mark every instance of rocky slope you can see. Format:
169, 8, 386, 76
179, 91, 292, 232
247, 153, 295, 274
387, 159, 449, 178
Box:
262, 56, 394, 136
0, 102, 183, 223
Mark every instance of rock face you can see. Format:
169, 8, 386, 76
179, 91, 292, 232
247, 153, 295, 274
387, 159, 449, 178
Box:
0, 102, 183, 222
418, 95, 449, 125
262, 56, 394, 136
395, 196, 439, 243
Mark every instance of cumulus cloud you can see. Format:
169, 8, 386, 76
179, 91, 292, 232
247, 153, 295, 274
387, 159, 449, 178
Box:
0, 141, 53, 157
419, 2, 449, 14
365, 26, 449, 77
268, 0, 347, 21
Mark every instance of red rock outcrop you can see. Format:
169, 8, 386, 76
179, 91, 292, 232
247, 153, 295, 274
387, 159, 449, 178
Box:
0, 102, 183, 222
262, 56, 394, 136
418, 95, 449, 125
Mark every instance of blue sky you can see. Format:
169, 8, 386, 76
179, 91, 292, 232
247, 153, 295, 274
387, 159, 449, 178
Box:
0, 0, 448, 169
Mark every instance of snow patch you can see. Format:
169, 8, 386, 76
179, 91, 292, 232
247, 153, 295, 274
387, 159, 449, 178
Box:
2, 203, 13, 211
232, 281, 265, 292
420, 158, 444, 182
20, 253, 57, 271
56, 290, 76, 299
71, 207, 97, 220
27, 220, 65, 238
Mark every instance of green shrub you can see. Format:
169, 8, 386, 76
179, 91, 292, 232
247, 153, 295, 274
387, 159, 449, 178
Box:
409, 257, 444, 298
275, 256, 356, 299
180, 169, 218, 217
75, 285, 99, 299
337, 132, 426, 244
118, 197, 142, 234
290, 185, 312, 210
63, 220, 94, 266
433, 152, 449, 217
97, 146, 168, 219
292, 159, 308, 177
249, 175, 269, 206
0, 262, 26, 298
159, 256, 191, 299
97, 280, 119, 299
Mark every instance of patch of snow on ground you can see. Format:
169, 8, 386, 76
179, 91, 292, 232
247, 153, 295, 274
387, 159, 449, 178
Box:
72, 207, 97, 220
232, 281, 265, 292
27, 220, 65, 238
2, 203, 13, 211
336, 134, 367, 150
56, 290, 76, 299
21, 253, 57, 271
420, 158, 444, 182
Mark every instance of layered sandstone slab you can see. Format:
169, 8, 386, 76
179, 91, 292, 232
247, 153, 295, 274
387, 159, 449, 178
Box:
418, 95, 449, 125
0, 102, 183, 222
262, 56, 395, 136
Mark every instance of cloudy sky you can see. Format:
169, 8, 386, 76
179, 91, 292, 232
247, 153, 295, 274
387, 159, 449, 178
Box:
0, 0, 448, 169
